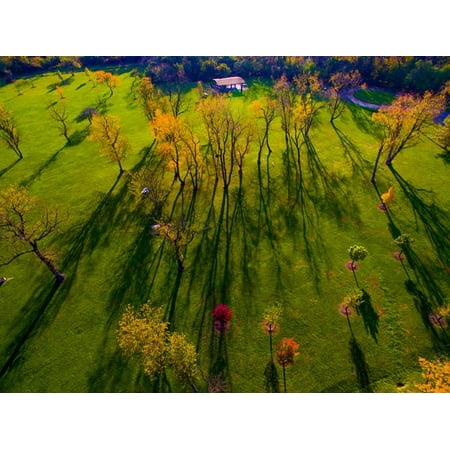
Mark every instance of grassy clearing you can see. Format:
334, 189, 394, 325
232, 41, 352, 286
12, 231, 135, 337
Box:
354, 89, 395, 105
0, 72, 448, 392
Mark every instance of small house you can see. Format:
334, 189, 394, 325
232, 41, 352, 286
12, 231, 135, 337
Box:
212, 76, 248, 93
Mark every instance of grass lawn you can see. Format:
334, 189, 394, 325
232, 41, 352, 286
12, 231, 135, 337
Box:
0, 71, 449, 393
354, 89, 395, 105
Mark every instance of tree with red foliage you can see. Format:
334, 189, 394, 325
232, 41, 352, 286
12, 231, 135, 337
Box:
212, 304, 233, 333
275, 337, 299, 392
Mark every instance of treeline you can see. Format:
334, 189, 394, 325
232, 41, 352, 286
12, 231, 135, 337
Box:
1, 56, 449, 93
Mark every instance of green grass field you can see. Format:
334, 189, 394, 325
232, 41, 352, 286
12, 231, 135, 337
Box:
0, 71, 449, 393
354, 89, 395, 105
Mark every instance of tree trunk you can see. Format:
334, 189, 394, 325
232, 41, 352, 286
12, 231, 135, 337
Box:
370, 144, 384, 183
32, 244, 65, 282
282, 365, 287, 393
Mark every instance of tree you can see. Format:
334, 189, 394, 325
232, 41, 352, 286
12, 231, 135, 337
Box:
262, 303, 282, 356
415, 357, 450, 393
273, 75, 296, 151
89, 114, 129, 176
55, 85, 64, 99
0, 185, 64, 282
116, 303, 199, 391
136, 76, 168, 120
340, 289, 364, 319
394, 233, 414, 259
153, 217, 196, 272
347, 244, 368, 287
275, 337, 299, 393
49, 104, 72, 144
0, 103, 22, 159
150, 111, 203, 191
95, 70, 120, 98
129, 168, 170, 215
435, 116, 450, 152
327, 70, 362, 122
371, 91, 446, 182
249, 97, 277, 164
212, 304, 233, 333
197, 94, 254, 189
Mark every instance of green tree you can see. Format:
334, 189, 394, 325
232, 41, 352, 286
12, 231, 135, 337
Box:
262, 303, 282, 356
0, 185, 64, 282
348, 244, 368, 287
0, 103, 22, 159
394, 233, 414, 258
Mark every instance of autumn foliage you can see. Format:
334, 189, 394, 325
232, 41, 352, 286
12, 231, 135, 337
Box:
275, 338, 299, 368
415, 357, 450, 393
117, 303, 198, 389
212, 304, 233, 333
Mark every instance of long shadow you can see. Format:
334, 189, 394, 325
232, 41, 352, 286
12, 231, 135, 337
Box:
344, 305, 372, 392
404, 279, 449, 351
356, 289, 379, 343
390, 166, 450, 270
0, 280, 62, 381
21, 145, 66, 187
0, 158, 20, 178
209, 332, 231, 392
331, 122, 372, 178
349, 336, 372, 392
347, 102, 381, 138
263, 357, 280, 393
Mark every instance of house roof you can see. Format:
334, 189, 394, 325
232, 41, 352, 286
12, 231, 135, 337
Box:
213, 76, 246, 86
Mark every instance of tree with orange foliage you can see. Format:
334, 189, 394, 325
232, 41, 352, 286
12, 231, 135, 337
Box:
150, 111, 203, 191
55, 85, 64, 99
89, 114, 129, 176
275, 337, 299, 392
415, 357, 450, 392
370, 91, 446, 182
94, 70, 120, 98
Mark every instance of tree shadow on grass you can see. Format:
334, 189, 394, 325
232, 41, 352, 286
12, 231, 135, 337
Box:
347, 102, 381, 138
0, 158, 20, 179
356, 289, 380, 343
0, 279, 62, 382
208, 332, 231, 392
21, 145, 66, 187
349, 335, 372, 392
331, 122, 372, 178
390, 166, 450, 270
404, 279, 449, 351
263, 358, 280, 393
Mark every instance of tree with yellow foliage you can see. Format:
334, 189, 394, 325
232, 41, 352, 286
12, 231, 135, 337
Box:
136, 76, 169, 120
415, 357, 450, 393
0, 103, 22, 159
197, 94, 254, 189
0, 185, 64, 282
116, 303, 199, 391
153, 216, 196, 272
94, 70, 120, 98
89, 114, 129, 176
371, 91, 446, 182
